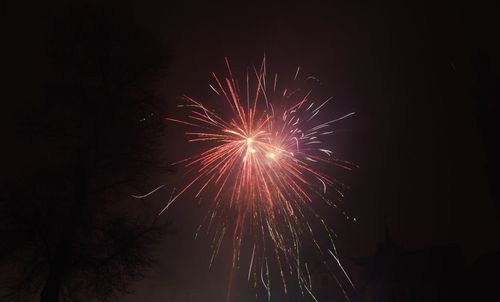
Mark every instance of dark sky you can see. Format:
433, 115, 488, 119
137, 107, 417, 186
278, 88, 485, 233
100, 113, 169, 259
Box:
3, 0, 500, 301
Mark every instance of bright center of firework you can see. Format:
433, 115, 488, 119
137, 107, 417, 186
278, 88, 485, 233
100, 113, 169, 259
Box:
268, 152, 276, 159
243, 137, 257, 162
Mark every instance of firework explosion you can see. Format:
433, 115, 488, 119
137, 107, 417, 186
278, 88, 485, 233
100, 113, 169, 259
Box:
164, 57, 355, 301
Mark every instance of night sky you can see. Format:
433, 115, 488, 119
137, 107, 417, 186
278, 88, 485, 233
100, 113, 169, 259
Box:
3, 1, 500, 301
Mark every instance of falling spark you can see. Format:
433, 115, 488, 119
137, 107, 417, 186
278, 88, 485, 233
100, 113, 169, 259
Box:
131, 184, 166, 199
165, 57, 356, 301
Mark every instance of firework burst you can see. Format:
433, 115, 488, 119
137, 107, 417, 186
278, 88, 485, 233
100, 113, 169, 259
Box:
164, 57, 355, 301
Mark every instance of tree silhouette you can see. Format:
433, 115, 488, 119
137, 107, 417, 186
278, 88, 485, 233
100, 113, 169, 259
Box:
1, 2, 170, 302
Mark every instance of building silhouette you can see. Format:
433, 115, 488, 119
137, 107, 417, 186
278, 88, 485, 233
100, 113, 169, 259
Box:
311, 226, 499, 301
